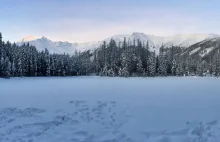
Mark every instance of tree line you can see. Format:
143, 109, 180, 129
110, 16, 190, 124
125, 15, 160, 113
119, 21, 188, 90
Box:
1, 32, 220, 78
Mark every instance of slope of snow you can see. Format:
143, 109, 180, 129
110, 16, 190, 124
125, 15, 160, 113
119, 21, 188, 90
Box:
18, 36, 43, 42
198, 37, 220, 45
17, 37, 78, 54
1, 77, 220, 142
155, 34, 218, 48
17, 36, 101, 54
200, 47, 215, 57
189, 47, 201, 55
104, 34, 131, 43
75, 41, 102, 52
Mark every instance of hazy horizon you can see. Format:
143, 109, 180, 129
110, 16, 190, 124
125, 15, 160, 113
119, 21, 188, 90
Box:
18, 32, 219, 44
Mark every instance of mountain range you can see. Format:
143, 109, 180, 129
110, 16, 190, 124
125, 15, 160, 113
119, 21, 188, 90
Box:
17, 33, 219, 55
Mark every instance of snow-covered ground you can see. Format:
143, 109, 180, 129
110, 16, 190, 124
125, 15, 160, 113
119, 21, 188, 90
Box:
1, 77, 220, 142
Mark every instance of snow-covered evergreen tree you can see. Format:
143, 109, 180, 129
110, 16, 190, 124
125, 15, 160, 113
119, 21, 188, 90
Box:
45, 49, 50, 76
137, 55, 143, 76
17, 58, 23, 77
4, 57, 11, 78
11, 61, 15, 76
149, 52, 156, 76
158, 44, 167, 76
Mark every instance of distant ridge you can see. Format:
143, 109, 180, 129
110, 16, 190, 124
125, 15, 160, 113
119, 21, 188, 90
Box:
17, 33, 219, 54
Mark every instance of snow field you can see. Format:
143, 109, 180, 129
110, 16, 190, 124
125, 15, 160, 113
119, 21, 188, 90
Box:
1, 77, 220, 142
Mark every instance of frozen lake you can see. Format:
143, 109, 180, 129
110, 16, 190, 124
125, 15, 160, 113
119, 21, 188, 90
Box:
1, 77, 220, 142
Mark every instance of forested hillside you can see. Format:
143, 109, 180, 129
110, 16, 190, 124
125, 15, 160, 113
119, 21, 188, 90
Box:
1, 32, 220, 78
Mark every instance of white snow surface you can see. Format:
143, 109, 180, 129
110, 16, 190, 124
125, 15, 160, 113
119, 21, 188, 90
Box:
189, 47, 201, 55
17, 33, 219, 55
18, 36, 44, 42
200, 47, 215, 57
17, 37, 79, 55
1, 77, 220, 142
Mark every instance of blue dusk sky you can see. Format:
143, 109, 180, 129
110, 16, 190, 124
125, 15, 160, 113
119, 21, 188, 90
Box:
0, 0, 220, 42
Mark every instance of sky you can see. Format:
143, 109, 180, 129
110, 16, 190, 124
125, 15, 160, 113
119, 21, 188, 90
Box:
1, 0, 220, 43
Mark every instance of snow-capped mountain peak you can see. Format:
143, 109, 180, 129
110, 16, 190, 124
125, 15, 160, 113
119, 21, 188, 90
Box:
18, 36, 44, 42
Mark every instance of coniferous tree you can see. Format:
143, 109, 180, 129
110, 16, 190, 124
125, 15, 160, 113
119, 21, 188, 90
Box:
1, 57, 11, 78
45, 49, 50, 76
11, 61, 15, 77
149, 52, 156, 76
158, 44, 167, 76
17, 58, 22, 77
137, 55, 143, 76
